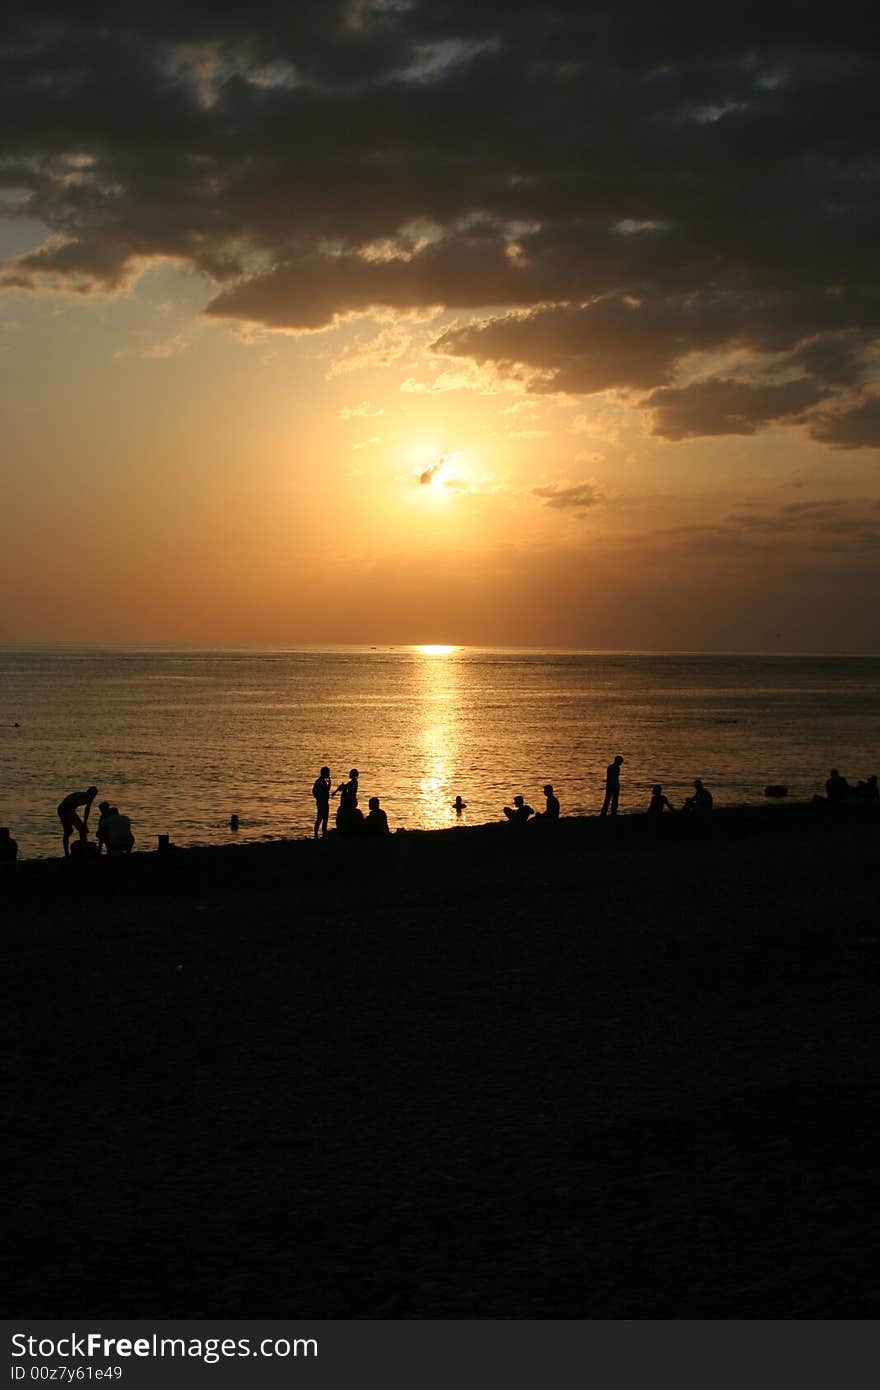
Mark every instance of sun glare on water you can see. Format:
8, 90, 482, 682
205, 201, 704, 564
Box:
414, 644, 459, 656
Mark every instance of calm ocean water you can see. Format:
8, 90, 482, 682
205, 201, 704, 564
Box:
1, 646, 878, 859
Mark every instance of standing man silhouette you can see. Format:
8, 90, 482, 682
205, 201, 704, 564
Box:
312, 766, 332, 839
600, 756, 624, 816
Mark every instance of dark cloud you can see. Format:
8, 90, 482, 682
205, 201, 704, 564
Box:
808, 394, 880, 449
636, 497, 880, 557
532, 480, 607, 512
205, 233, 556, 331
433, 293, 880, 396
434, 299, 705, 393
642, 376, 829, 440
2, 3, 880, 439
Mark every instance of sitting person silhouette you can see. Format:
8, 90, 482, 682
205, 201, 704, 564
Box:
102, 806, 134, 854
682, 779, 712, 814
648, 784, 674, 814
503, 794, 534, 824
363, 796, 390, 835
69, 837, 100, 859
96, 800, 113, 854
535, 784, 560, 819
855, 774, 879, 801
57, 786, 98, 858
312, 765, 332, 839
334, 769, 363, 833
825, 768, 851, 802
0, 827, 18, 862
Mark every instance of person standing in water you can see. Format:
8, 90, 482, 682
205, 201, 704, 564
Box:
57, 786, 98, 857
312, 766, 332, 839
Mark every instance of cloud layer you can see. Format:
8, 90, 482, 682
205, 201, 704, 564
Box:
2, 3, 879, 440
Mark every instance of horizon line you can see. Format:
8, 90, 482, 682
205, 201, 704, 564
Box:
1, 641, 879, 659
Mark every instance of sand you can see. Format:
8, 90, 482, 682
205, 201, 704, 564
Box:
5, 803, 880, 1317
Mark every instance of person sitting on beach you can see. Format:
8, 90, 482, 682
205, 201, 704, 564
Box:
334, 769, 363, 833
648, 784, 674, 815
855, 774, 878, 801
96, 800, 113, 854
102, 806, 134, 855
503, 795, 533, 825
600, 756, 624, 816
535, 784, 560, 820
453, 795, 467, 815
363, 796, 390, 835
0, 827, 18, 862
69, 837, 100, 859
57, 786, 98, 858
312, 766, 332, 839
825, 768, 851, 802
682, 779, 712, 814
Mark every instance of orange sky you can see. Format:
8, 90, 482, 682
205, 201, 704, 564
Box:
2, 8, 879, 651
1, 260, 878, 651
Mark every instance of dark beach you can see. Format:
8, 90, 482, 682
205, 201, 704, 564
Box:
6, 803, 880, 1318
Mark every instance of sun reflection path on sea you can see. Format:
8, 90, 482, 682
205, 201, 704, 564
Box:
412, 645, 462, 826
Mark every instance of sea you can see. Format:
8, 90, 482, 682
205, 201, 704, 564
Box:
1, 645, 878, 859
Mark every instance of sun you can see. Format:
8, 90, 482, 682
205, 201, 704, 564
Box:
413, 449, 467, 503
413, 644, 459, 656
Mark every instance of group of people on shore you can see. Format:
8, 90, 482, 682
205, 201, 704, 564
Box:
53, 787, 135, 858
501, 761, 713, 826
821, 769, 879, 803
310, 754, 879, 841
2, 757, 877, 863
311, 767, 390, 838
308, 754, 719, 839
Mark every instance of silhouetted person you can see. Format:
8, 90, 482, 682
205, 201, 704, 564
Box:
682, 779, 713, 814
57, 785, 98, 857
453, 795, 467, 815
0, 827, 18, 862
648, 784, 674, 815
103, 806, 134, 854
96, 800, 112, 854
70, 837, 100, 860
536, 784, 560, 819
601, 756, 624, 816
503, 794, 533, 824
334, 769, 362, 833
825, 768, 851, 803
855, 774, 879, 801
364, 796, 390, 835
312, 765, 332, 838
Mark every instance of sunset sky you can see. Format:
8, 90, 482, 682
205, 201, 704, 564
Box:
2, 2, 879, 650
